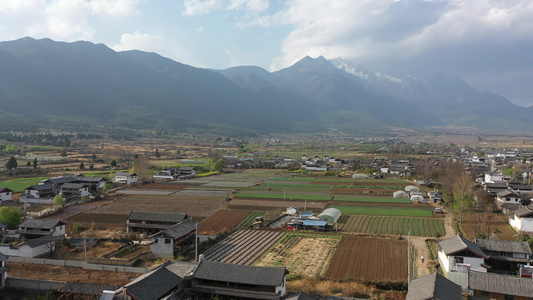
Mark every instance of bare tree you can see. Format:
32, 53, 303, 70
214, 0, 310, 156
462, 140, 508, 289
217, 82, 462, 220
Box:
133, 154, 151, 184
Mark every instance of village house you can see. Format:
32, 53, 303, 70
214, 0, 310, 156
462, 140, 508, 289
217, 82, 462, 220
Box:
468, 271, 533, 299
0, 187, 13, 203
438, 235, 490, 275
190, 260, 287, 300
150, 218, 196, 259
474, 238, 533, 273
17, 218, 66, 239
60, 183, 90, 199
508, 204, 533, 233
113, 172, 138, 184
406, 272, 462, 300
77, 176, 107, 191
0, 235, 62, 258
126, 211, 188, 235
23, 184, 55, 199
41, 176, 78, 194
178, 167, 196, 179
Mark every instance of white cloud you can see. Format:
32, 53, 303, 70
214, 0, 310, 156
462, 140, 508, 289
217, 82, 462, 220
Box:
182, 0, 268, 16
112, 31, 158, 52
89, 0, 140, 18
265, 0, 533, 73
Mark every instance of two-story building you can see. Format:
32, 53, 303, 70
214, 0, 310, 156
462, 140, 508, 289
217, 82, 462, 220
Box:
126, 211, 188, 235
474, 238, 533, 272
24, 184, 55, 199
438, 235, 490, 275
114, 172, 137, 184
150, 218, 196, 259
18, 218, 66, 239
60, 183, 90, 199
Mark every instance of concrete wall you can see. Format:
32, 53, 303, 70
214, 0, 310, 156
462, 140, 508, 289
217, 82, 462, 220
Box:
6, 278, 64, 292
150, 237, 174, 259
7, 256, 148, 273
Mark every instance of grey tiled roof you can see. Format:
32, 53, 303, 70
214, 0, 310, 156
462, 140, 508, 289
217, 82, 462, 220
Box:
58, 282, 118, 295
438, 235, 488, 258
127, 211, 188, 223
61, 183, 87, 189
194, 260, 286, 286
514, 205, 533, 217
19, 218, 65, 229
474, 238, 532, 254
406, 272, 462, 300
26, 184, 54, 191
124, 263, 183, 300
161, 218, 196, 239
469, 271, 533, 298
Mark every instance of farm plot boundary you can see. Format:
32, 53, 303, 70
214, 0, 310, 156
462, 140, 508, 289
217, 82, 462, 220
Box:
337, 215, 445, 237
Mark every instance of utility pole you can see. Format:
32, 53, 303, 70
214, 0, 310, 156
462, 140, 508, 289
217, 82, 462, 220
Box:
407, 230, 411, 286
84, 234, 87, 264
195, 220, 198, 263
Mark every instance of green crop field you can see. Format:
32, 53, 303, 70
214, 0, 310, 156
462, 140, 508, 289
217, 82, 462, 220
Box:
276, 177, 318, 182
236, 211, 266, 228
244, 184, 334, 193
333, 196, 411, 204
338, 215, 445, 237
316, 178, 409, 184
332, 205, 434, 217
0, 177, 49, 192
236, 193, 332, 201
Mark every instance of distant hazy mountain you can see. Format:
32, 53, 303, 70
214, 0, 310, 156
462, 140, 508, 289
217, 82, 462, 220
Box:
0, 37, 531, 135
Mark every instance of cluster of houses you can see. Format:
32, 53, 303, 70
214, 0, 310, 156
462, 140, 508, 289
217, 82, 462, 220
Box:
420, 234, 533, 299
152, 167, 196, 180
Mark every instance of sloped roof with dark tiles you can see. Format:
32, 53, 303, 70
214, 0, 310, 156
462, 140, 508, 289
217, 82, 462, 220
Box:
484, 182, 508, 188
508, 183, 533, 190
0, 187, 12, 193
194, 260, 286, 287
58, 282, 118, 295
406, 272, 461, 300
26, 184, 54, 191
475, 238, 533, 254
44, 177, 78, 185
78, 176, 106, 182
160, 218, 196, 239
124, 264, 183, 300
115, 172, 136, 177
19, 218, 65, 229
438, 235, 488, 258
127, 211, 187, 223
61, 183, 88, 189
469, 271, 533, 297
514, 205, 533, 217
23, 235, 63, 248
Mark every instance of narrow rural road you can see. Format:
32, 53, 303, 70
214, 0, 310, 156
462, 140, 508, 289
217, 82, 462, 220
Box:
411, 206, 455, 279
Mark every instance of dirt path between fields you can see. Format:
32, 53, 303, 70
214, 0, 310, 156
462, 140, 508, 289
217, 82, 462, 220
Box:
411, 206, 456, 279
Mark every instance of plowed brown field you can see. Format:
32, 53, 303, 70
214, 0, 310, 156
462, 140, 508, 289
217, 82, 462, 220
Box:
461, 213, 517, 241
325, 236, 407, 282
228, 199, 328, 211
198, 210, 251, 235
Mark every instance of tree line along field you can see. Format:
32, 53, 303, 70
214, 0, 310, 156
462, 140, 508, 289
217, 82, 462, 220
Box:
337, 215, 445, 237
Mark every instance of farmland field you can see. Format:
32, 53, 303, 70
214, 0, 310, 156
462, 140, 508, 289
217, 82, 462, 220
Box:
333, 195, 411, 204
255, 233, 340, 277
0, 177, 48, 192
332, 204, 434, 217
236, 192, 331, 201
202, 229, 285, 265
244, 184, 334, 193
228, 199, 328, 211
89, 194, 225, 219
337, 215, 445, 237
197, 210, 253, 235
325, 236, 408, 282
461, 213, 516, 241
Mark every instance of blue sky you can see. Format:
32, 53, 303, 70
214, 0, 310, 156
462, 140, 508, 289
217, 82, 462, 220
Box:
1, 0, 532, 107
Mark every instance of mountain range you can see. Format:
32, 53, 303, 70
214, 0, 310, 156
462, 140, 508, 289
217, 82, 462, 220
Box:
0, 37, 531, 136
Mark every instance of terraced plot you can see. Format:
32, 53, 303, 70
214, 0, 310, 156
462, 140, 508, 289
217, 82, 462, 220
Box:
332, 204, 434, 217
337, 215, 445, 237
198, 210, 253, 235
202, 230, 285, 265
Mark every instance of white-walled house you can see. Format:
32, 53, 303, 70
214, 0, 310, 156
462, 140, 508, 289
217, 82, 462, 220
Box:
509, 205, 533, 233
114, 172, 137, 184
0, 236, 61, 258
0, 187, 13, 202
484, 173, 505, 183
438, 235, 489, 276
60, 183, 90, 198
495, 190, 525, 205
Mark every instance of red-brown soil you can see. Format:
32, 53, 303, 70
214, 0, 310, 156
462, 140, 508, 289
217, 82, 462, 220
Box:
461, 213, 517, 241
325, 236, 408, 282
198, 210, 251, 235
